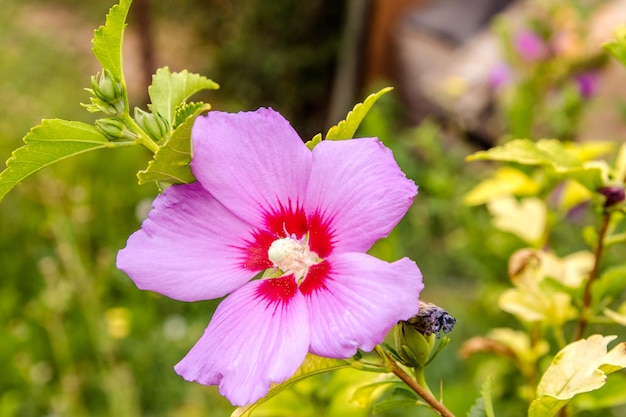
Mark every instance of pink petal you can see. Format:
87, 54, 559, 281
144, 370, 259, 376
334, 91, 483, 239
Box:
191, 108, 312, 227
174, 277, 310, 406
301, 253, 423, 358
117, 182, 258, 302
305, 138, 417, 253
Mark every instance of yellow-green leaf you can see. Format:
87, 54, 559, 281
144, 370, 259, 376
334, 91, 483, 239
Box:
0, 120, 111, 201
137, 104, 210, 185
487, 197, 546, 245
92, 0, 131, 81
529, 335, 626, 417
325, 87, 393, 140
231, 354, 351, 417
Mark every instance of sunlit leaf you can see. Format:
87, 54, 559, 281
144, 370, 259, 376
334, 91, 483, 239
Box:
305, 133, 322, 150
137, 104, 211, 185
529, 335, 626, 417
464, 167, 540, 206
573, 373, 626, 411
604, 26, 626, 69
350, 380, 403, 407
467, 139, 579, 167
148, 67, 218, 127
0, 120, 111, 201
231, 354, 351, 417
603, 308, 626, 327
467, 139, 606, 190
325, 87, 393, 140
92, 0, 131, 81
487, 196, 546, 245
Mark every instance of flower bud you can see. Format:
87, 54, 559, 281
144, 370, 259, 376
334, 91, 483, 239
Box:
134, 107, 170, 142
394, 302, 456, 368
85, 69, 125, 114
598, 186, 625, 208
96, 118, 136, 141
394, 320, 436, 368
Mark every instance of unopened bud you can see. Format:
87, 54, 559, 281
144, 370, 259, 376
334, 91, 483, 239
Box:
84, 69, 125, 114
134, 107, 169, 142
96, 118, 136, 141
598, 186, 625, 208
394, 302, 456, 368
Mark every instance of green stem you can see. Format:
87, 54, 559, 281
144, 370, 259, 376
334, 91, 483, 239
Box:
119, 113, 160, 153
374, 346, 455, 417
574, 211, 612, 340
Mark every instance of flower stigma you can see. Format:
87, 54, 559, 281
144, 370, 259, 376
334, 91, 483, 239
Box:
267, 236, 319, 282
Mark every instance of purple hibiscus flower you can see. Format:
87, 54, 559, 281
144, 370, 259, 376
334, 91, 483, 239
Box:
117, 108, 423, 406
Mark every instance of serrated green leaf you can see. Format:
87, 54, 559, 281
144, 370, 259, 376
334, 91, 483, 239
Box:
92, 0, 131, 81
137, 104, 211, 185
305, 133, 322, 150
326, 87, 393, 140
148, 67, 219, 127
0, 120, 111, 201
174, 102, 211, 129
231, 354, 351, 417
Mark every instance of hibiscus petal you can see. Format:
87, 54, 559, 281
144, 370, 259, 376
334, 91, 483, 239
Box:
305, 138, 417, 253
191, 108, 312, 226
175, 277, 310, 406
302, 253, 423, 358
117, 182, 257, 302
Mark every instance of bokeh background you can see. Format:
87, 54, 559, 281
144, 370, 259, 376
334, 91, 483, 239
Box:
2, 0, 626, 416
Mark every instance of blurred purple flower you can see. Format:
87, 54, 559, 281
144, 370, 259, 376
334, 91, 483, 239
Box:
489, 62, 512, 89
117, 108, 423, 406
515, 29, 549, 62
574, 72, 599, 100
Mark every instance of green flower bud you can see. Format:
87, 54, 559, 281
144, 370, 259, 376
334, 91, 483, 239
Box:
134, 107, 170, 142
394, 321, 436, 368
394, 302, 456, 368
96, 118, 136, 141
85, 69, 125, 114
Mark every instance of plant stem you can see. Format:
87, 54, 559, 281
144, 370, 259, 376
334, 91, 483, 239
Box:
375, 346, 456, 417
120, 113, 160, 153
574, 211, 611, 340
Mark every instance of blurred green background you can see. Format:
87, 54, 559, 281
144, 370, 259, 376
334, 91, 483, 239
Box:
2, 0, 624, 416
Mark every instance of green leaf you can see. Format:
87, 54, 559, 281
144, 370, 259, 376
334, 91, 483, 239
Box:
0, 120, 111, 201
467, 139, 579, 167
592, 264, 626, 307
487, 196, 546, 245
174, 102, 211, 129
305, 133, 322, 150
231, 354, 351, 417
325, 87, 393, 140
372, 398, 421, 414
136, 104, 211, 185
604, 26, 626, 68
148, 67, 219, 127
351, 380, 404, 407
467, 139, 606, 190
92, 0, 131, 81
463, 167, 540, 206
529, 335, 626, 417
